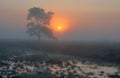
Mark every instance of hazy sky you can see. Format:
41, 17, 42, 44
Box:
0, 0, 120, 41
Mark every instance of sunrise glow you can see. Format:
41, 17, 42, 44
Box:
50, 15, 69, 32
57, 26, 62, 30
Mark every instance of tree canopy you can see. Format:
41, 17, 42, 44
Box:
26, 7, 56, 40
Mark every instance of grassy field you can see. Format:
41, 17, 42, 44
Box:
0, 40, 120, 64
0, 40, 120, 78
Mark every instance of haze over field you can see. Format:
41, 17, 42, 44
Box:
0, 0, 120, 41
0, 1, 120, 78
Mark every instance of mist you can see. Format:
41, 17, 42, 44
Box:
0, 0, 120, 42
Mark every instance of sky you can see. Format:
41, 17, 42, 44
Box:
0, 0, 120, 41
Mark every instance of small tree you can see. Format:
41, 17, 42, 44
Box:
27, 7, 56, 40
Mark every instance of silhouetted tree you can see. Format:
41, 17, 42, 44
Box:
27, 7, 56, 40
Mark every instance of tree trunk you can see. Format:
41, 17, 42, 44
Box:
38, 35, 40, 40
38, 28, 41, 40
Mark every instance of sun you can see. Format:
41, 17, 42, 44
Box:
57, 26, 62, 30
50, 15, 69, 32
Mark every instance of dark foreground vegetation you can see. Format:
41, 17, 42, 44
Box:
0, 40, 120, 78
0, 40, 120, 64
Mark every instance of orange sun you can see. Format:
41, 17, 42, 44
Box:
57, 26, 62, 30
50, 15, 69, 32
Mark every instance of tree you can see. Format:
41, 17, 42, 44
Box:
26, 7, 56, 40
